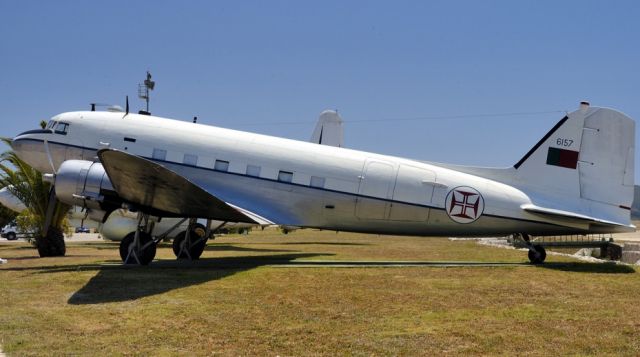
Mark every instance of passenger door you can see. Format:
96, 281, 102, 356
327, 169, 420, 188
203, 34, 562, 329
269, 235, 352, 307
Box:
356, 160, 395, 220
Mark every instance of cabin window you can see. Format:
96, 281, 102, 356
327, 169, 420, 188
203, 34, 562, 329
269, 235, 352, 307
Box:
310, 176, 325, 188
54, 122, 69, 135
246, 165, 261, 177
215, 160, 229, 172
152, 148, 167, 160
183, 154, 198, 166
124, 137, 136, 143
278, 170, 293, 183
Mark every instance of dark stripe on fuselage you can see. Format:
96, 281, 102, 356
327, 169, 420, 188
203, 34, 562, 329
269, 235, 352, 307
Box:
16, 129, 53, 136
13, 137, 565, 228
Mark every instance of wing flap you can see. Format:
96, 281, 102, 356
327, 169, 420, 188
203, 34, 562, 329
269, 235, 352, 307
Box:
97, 149, 258, 223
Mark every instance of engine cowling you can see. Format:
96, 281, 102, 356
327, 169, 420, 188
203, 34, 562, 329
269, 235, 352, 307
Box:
54, 160, 123, 220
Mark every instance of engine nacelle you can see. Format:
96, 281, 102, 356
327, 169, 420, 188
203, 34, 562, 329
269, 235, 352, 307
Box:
54, 160, 122, 220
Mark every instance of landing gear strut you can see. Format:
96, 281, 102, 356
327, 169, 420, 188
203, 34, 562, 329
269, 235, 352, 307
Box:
520, 233, 547, 264
173, 219, 225, 260
119, 213, 157, 265
117, 215, 226, 264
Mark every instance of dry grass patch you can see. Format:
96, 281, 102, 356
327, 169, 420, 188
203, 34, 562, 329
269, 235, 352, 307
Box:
1, 229, 639, 355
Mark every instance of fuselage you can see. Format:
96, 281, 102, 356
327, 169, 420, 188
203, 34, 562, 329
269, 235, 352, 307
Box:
11, 111, 627, 237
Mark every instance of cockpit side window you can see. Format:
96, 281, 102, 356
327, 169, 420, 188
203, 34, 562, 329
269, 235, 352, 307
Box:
54, 122, 69, 135
46, 120, 56, 129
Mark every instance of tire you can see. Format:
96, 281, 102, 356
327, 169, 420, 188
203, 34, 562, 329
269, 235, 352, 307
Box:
36, 227, 66, 257
172, 226, 207, 260
119, 232, 156, 265
172, 231, 187, 258
193, 223, 207, 239
6, 232, 17, 241
528, 245, 547, 264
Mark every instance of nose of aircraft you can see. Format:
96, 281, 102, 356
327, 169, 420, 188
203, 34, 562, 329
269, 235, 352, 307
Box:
10, 130, 54, 173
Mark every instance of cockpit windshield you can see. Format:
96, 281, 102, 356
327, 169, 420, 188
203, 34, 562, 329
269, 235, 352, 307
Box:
54, 122, 69, 135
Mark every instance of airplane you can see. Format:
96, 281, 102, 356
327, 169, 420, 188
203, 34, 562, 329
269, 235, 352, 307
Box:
1, 110, 345, 242
10, 101, 635, 265
0, 187, 26, 212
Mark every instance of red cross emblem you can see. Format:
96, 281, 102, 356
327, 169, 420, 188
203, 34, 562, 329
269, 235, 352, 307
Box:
445, 186, 484, 224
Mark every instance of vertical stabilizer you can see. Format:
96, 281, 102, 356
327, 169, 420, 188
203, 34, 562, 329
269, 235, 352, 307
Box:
310, 110, 344, 147
513, 104, 635, 222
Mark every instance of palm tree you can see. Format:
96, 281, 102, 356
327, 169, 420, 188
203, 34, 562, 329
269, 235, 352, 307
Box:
0, 203, 17, 228
0, 139, 70, 256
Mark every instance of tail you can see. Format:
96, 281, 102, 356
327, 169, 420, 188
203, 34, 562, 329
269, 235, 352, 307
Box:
310, 110, 344, 147
514, 103, 635, 226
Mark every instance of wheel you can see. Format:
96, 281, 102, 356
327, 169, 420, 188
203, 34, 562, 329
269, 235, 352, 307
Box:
6, 232, 16, 241
528, 245, 546, 264
193, 223, 207, 239
36, 227, 66, 257
172, 226, 207, 260
172, 232, 187, 258
119, 231, 156, 265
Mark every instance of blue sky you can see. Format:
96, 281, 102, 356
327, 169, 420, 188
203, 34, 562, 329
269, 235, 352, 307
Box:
1, 1, 639, 179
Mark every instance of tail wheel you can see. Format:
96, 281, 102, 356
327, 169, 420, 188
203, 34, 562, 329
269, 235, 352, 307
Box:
119, 231, 156, 265
528, 245, 547, 264
172, 224, 207, 260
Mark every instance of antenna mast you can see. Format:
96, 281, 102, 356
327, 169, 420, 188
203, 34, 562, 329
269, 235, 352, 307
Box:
138, 71, 156, 113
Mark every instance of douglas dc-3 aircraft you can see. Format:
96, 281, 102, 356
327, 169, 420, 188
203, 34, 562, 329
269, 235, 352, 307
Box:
11, 102, 635, 264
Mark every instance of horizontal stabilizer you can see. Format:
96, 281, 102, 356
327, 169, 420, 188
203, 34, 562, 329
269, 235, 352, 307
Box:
521, 203, 632, 228
97, 149, 259, 223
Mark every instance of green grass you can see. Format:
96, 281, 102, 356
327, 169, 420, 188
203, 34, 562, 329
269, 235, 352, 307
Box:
1, 229, 639, 356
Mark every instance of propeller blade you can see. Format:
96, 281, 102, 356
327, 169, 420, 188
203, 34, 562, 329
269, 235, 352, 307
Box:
43, 139, 56, 173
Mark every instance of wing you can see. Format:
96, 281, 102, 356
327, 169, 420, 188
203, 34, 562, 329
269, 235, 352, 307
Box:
97, 149, 272, 224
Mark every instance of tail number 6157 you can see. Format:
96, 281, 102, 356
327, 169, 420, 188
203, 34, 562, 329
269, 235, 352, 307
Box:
556, 138, 574, 147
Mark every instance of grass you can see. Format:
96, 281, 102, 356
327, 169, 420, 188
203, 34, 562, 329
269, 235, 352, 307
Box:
1, 229, 639, 356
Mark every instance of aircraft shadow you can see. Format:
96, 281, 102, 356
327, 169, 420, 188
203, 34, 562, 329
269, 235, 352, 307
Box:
536, 261, 636, 274
277, 242, 371, 246
202, 245, 294, 253
0, 245, 40, 251
73, 243, 120, 250
67, 252, 326, 305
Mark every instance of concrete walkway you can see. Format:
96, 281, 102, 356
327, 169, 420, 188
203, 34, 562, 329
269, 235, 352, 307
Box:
613, 231, 640, 243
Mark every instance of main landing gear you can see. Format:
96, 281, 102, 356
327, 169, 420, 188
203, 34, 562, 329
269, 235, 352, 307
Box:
172, 219, 226, 260
173, 218, 207, 260
519, 233, 547, 264
119, 213, 157, 265
118, 215, 226, 265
